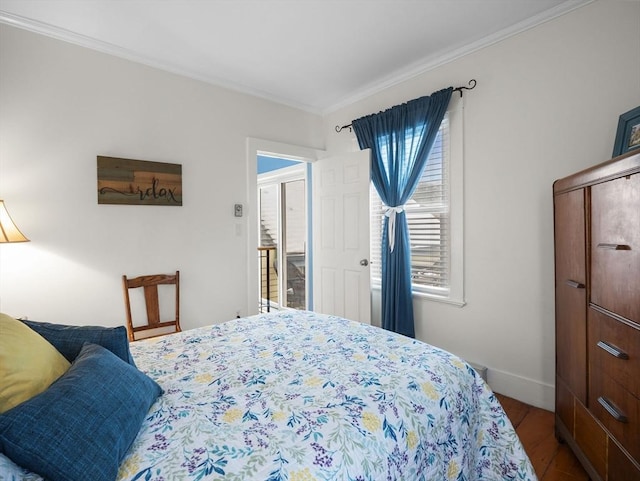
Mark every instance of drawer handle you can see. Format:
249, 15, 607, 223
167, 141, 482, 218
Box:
565, 280, 585, 289
597, 396, 628, 423
597, 340, 629, 360
597, 243, 631, 250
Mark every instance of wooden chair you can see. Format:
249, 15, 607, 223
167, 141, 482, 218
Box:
122, 271, 181, 341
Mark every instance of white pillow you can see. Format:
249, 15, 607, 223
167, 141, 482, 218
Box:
0, 453, 44, 480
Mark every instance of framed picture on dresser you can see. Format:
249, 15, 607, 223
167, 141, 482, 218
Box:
612, 105, 640, 157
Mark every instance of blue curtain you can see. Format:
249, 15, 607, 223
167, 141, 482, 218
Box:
352, 88, 452, 337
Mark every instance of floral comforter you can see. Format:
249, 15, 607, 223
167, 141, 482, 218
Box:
120, 311, 537, 481
0, 310, 537, 480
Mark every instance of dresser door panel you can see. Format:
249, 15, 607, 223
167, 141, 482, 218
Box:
554, 189, 587, 403
556, 377, 575, 436
591, 173, 640, 323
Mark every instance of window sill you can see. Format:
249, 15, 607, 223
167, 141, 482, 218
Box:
412, 289, 466, 307
371, 284, 466, 307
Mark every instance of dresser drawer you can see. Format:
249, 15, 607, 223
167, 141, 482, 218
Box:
590, 367, 640, 462
608, 438, 640, 481
575, 399, 607, 479
588, 307, 640, 398
590, 173, 640, 323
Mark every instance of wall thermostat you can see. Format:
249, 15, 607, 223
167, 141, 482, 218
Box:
234, 203, 243, 217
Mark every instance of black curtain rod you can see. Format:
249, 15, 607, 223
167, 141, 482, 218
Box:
335, 79, 477, 133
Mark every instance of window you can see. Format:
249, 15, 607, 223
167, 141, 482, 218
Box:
370, 101, 465, 306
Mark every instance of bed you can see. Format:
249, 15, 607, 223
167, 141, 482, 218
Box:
1, 310, 537, 481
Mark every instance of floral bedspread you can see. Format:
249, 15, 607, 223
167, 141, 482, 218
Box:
121, 311, 537, 481
0, 310, 538, 481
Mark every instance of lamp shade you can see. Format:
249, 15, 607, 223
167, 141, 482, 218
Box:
0, 200, 29, 243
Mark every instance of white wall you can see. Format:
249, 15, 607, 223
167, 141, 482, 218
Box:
0, 24, 323, 327
324, 0, 640, 409
1, 1, 639, 411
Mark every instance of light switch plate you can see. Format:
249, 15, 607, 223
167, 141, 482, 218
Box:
234, 203, 243, 217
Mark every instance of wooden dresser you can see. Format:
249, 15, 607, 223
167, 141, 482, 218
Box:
553, 150, 640, 480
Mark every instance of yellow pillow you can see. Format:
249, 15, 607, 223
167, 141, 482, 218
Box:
0, 313, 71, 413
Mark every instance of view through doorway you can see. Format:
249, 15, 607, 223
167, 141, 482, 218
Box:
257, 156, 308, 313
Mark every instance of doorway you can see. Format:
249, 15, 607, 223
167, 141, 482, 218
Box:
257, 156, 309, 312
245, 139, 371, 324
246, 139, 319, 317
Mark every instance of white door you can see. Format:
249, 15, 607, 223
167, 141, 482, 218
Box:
312, 150, 371, 324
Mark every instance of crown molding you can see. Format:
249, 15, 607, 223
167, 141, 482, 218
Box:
1, 1, 594, 116
322, 0, 594, 114
0, 10, 321, 114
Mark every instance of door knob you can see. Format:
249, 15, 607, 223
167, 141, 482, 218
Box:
360, 259, 369, 266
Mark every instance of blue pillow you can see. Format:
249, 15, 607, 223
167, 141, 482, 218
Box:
22, 319, 135, 366
0, 343, 162, 481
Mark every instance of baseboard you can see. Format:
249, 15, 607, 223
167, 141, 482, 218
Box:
467, 362, 487, 382
487, 368, 554, 411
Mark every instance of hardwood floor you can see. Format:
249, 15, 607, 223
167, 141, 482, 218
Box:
496, 393, 589, 481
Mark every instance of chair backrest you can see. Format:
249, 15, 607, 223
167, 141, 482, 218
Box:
122, 271, 181, 341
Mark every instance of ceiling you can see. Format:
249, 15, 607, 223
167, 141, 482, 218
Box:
0, 0, 591, 114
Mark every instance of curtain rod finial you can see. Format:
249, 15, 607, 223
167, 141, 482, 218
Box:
453, 79, 477, 97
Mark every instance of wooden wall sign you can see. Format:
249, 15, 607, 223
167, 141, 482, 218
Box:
97, 156, 182, 206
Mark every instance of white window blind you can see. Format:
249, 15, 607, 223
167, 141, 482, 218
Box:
370, 113, 450, 296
